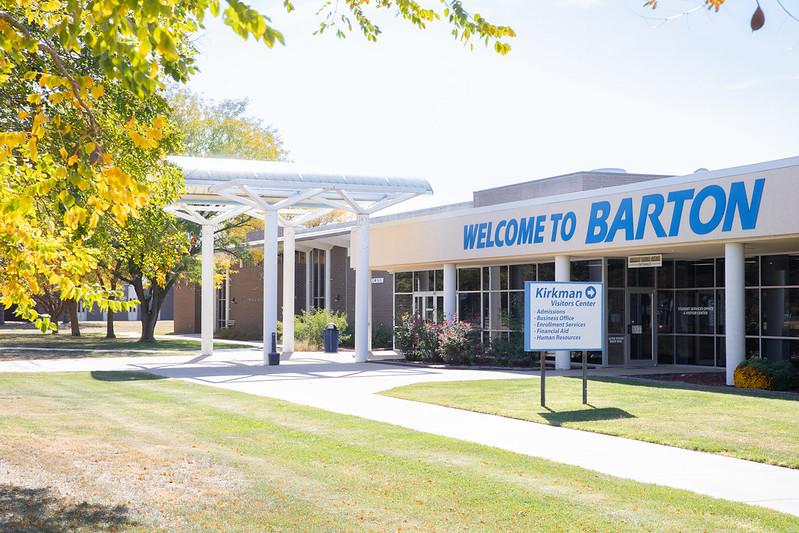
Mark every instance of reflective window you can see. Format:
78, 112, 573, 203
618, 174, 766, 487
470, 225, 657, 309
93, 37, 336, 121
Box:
761, 288, 799, 337
607, 259, 625, 288
627, 266, 655, 287
656, 291, 674, 334
657, 260, 674, 289
395, 272, 412, 293
607, 289, 625, 334
457, 293, 481, 325
571, 259, 602, 282
458, 268, 481, 292
394, 294, 412, 325
761, 255, 799, 286
509, 264, 536, 290
538, 262, 555, 281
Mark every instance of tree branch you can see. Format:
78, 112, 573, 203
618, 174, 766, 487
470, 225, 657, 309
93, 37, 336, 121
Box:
0, 10, 99, 136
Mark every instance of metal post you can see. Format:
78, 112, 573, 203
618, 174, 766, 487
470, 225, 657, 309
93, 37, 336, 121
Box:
540, 351, 546, 407
354, 215, 370, 363
263, 209, 279, 365
282, 226, 295, 355
200, 224, 215, 356
582, 350, 588, 405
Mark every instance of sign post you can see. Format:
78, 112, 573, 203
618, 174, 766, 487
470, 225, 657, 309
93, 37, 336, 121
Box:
525, 281, 603, 407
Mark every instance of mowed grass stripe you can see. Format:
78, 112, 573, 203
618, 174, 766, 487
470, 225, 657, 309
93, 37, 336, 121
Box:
0, 372, 795, 531
382, 376, 799, 469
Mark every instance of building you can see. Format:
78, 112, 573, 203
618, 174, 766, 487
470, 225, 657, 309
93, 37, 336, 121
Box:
175, 156, 799, 383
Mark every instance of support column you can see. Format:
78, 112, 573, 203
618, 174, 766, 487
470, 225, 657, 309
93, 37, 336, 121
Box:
282, 226, 296, 356
305, 250, 312, 311
324, 248, 332, 310
725, 242, 745, 386
354, 215, 370, 363
555, 255, 571, 370
263, 210, 279, 364
200, 224, 215, 356
443, 263, 457, 321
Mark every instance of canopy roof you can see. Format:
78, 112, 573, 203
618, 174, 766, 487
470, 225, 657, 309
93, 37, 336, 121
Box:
168, 156, 432, 211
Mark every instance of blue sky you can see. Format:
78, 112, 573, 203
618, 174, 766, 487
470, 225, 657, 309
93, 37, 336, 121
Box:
186, 0, 799, 212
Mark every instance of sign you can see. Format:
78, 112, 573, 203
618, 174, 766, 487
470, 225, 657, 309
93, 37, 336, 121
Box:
463, 178, 764, 250
524, 281, 604, 352
370, 277, 384, 284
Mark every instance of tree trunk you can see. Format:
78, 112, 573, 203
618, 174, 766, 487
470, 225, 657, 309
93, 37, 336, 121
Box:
68, 299, 80, 337
140, 309, 158, 342
106, 308, 115, 339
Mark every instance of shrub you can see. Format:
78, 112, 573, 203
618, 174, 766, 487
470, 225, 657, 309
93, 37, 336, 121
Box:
372, 322, 392, 349
437, 320, 475, 365
394, 313, 419, 360
293, 308, 350, 350
734, 358, 799, 391
415, 320, 441, 362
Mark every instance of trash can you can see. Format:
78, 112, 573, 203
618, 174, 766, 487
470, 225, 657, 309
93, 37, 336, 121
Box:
323, 323, 340, 353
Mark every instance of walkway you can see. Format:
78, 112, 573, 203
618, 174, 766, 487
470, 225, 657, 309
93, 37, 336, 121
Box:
1, 350, 798, 516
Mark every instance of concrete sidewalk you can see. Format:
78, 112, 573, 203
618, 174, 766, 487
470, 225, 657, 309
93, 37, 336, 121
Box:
2, 350, 798, 516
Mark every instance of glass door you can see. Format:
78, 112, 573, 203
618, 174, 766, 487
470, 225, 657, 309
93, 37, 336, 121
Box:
628, 291, 655, 363
413, 293, 441, 322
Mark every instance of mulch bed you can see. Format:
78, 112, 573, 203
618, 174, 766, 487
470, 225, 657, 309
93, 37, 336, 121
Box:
632, 372, 727, 387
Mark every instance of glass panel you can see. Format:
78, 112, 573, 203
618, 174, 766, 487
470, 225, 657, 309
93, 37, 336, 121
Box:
656, 291, 674, 334
628, 267, 655, 288
487, 291, 503, 330
694, 259, 715, 288
716, 336, 725, 368
745, 289, 759, 336
500, 266, 509, 291
745, 257, 759, 287
697, 290, 715, 334
716, 258, 725, 287
761, 338, 799, 363
675, 261, 694, 288
675, 291, 696, 334
607, 289, 625, 334
436, 296, 444, 323
457, 293, 481, 326
657, 335, 674, 364
508, 291, 524, 330
746, 337, 760, 359
537, 262, 555, 281
509, 264, 536, 290
414, 270, 434, 292
761, 288, 799, 337
657, 260, 674, 289
761, 254, 799, 286
607, 335, 625, 365
571, 259, 602, 282
434, 270, 444, 292
394, 294, 412, 325
395, 272, 412, 293
607, 259, 625, 288
676, 336, 715, 366
482, 267, 490, 291
629, 292, 653, 361
457, 268, 481, 291
716, 290, 725, 335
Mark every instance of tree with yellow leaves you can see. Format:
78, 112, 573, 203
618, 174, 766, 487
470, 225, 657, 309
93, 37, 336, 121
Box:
0, 1, 513, 330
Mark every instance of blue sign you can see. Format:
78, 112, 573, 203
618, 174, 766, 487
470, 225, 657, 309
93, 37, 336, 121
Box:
463, 178, 764, 251
524, 281, 604, 352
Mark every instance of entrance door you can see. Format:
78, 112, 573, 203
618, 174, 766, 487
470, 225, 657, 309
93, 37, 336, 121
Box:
413, 294, 441, 322
628, 291, 655, 363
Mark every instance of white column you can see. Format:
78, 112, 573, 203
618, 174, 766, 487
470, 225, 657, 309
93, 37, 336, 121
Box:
282, 226, 296, 355
555, 255, 571, 370
354, 215, 370, 363
200, 224, 215, 356
443, 263, 457, 321
324, 248, 332, 310
263, 210, 279, 364
305, 250, 312, 311
725, 242, 745, 386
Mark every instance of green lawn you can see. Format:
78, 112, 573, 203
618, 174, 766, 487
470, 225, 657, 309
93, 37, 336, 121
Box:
0, 373, 797, 531
0, 333, 252, 359
382, 376, 799, 469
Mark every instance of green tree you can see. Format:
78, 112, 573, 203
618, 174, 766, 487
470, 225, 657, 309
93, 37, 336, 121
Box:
0, 1, 513, 329
168, 87, 287, 161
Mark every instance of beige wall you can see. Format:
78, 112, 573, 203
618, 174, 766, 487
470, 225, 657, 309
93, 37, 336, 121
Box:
363, 163, 798, 271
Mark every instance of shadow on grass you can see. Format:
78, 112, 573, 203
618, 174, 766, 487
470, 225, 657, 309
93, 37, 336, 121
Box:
90, 371, 166, 382
539, 407, 635, 426
0, 484, 134, 532
579, 375, 799, 402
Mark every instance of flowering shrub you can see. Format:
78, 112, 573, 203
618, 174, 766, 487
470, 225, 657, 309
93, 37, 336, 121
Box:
438, 320, 477, 365
394, 315, 477, 363
734, 358, 798, 391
